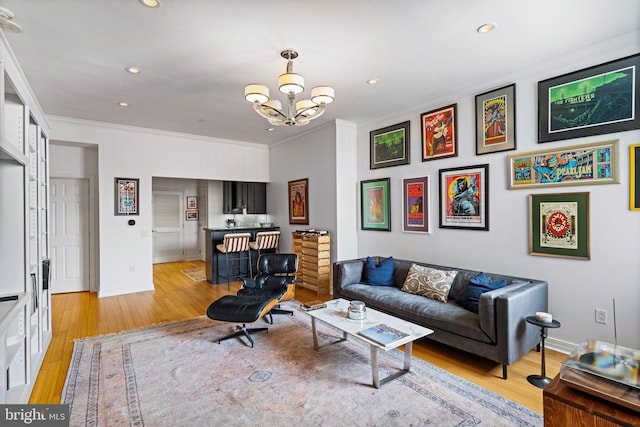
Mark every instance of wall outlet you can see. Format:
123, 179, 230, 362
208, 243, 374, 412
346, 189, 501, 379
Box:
129, 265, 135, 273
595, 308, 607, 324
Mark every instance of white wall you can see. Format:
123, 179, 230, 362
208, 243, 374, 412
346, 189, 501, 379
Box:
355, 33, 640, 351
48, 117, 270, 297
269, 122, 340, 260
335, 120, 359, 261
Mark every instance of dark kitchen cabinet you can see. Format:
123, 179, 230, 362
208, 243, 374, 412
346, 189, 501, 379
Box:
223, 181, 267, 214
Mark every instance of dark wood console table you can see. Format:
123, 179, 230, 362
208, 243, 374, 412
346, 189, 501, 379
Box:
204, 226, 279, 284
543, 374, 640, 426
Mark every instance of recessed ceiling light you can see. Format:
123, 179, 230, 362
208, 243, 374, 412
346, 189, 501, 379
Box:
367, 78, 380, 85
267, 128, 275, 132
139, 0, 160, 7
477, 23, 496, 33
119, 102, 129, 107
125, 66, 141, 74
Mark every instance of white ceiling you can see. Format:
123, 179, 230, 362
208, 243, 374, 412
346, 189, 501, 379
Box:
1, 0, 639, 145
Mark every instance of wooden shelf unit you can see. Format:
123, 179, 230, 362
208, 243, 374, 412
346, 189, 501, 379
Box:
292, 232, 330, 296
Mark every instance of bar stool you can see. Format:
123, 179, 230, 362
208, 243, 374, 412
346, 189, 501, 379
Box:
249, 231, 280, 266
216, 233, 252, 291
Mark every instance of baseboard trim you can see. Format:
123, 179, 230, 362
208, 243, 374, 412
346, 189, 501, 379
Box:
545, 337, 576, 355
98, 282, 155, 298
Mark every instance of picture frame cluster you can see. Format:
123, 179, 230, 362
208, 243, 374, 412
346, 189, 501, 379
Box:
361, 53, 639, 260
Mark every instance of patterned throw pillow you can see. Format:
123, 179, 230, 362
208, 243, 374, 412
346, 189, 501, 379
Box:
401, 264, 458, 302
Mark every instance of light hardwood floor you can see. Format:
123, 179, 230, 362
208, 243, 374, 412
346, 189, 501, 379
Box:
29, 260, 565, 414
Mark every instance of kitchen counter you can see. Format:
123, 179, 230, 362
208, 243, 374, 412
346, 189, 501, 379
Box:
206, 225, 275, 231
204, 226, 280, 284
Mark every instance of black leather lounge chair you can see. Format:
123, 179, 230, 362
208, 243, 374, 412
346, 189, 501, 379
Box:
236, 253, 299, 323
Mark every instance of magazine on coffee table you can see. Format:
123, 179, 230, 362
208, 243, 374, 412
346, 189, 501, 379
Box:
358, 323, 410, 346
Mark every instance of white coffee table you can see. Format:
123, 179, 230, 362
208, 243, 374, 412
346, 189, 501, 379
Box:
306, 298, 433, 388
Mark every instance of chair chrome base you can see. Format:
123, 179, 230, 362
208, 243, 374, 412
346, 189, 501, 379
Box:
217, 324, 268, 348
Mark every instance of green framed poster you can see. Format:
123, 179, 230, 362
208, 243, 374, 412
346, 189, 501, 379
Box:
529, 192, 590, 260
361, 178, 391, 231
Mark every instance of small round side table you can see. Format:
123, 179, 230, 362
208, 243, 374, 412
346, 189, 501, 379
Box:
525, 315, 561, 389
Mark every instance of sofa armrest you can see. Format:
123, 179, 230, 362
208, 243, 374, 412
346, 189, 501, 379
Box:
478, 281, 527, 340
486, 280, 548, 365
333, 259, 365, 295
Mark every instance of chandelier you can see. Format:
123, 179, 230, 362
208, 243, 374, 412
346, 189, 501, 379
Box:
244, 49, 335, 126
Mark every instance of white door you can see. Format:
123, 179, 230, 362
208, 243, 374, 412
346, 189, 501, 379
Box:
153, 191, 184, 263
50, 178, 90, 293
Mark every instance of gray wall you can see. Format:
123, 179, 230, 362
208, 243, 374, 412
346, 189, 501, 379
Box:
354, 32, 640, 351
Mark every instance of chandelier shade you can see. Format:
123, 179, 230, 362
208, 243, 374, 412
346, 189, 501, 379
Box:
244, 84, 269, 104
278, 73, 304, 94
244, 49, 335, 127
311, 86, 335, 105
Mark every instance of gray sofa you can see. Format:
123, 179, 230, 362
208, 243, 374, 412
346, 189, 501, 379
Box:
333, 256, 548, 379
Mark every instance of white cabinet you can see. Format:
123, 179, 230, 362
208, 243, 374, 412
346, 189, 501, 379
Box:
0, 33, 51, 403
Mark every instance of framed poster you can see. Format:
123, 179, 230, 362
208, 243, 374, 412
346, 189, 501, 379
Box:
438, 164, 489, 231
507, 139, 619, 189
631, 144, 640, 211
402, 176, 430, 233
538, 53, 640, 143
421, 104, 457, 161
186, 196, 198, 209
361, 178, 391, 231
529, 192, 590, 260
185, 210, 198, 221
475, 84, 516, 155
370, 121, 410, 169
288, 178, 309, 224
114, 177, 139, 216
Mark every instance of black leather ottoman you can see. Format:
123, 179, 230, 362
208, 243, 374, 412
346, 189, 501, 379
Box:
206, 294, 278, 347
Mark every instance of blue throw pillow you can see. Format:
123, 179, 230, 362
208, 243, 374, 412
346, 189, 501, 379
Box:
455, 272, 507, 313
363, 256, 394, 286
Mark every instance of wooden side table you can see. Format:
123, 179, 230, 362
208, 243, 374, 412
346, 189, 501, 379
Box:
544, 375, 640, 426
525, 315, 561, 388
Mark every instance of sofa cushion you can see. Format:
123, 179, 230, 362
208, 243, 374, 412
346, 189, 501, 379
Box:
401, 264, 458, 302
456, 272, 507, 313
363, 256, 394, 286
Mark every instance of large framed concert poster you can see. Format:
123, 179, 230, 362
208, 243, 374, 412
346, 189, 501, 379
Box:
438, 164, 489, 231
507, 140, 619, 189
402, 176, 430, 233
475, 83, 516, 155
631, 144, 640, 211
529, 192, 590, 260
361, 178, 391, 231
538, 53, 639, 143
421, 104, 458, 161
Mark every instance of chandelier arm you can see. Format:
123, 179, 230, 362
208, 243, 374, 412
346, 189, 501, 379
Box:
253, 103, 287, 121
294, 104, 326, 121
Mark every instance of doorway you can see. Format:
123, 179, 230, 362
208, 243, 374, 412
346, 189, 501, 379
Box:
152, 190, 185, 263
50, 178, 90, 293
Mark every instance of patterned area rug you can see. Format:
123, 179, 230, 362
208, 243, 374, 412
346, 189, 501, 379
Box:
62, 301, 542, 426
180, 267, 206, 282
